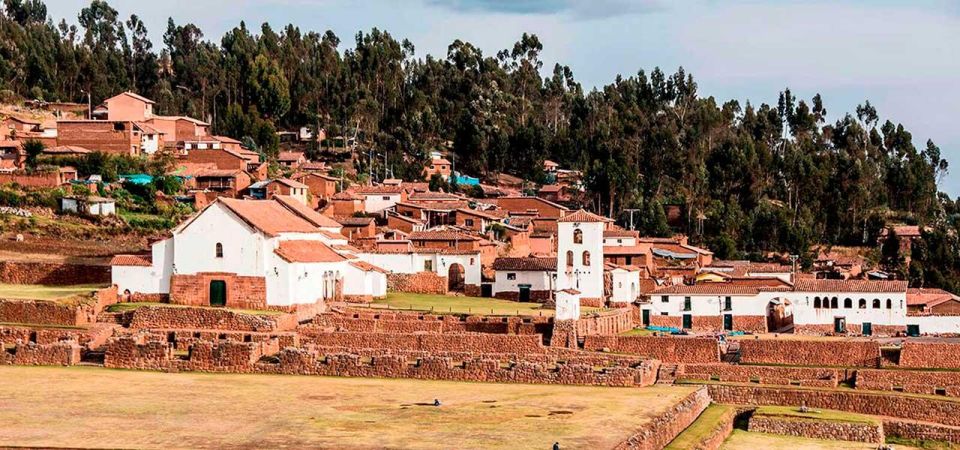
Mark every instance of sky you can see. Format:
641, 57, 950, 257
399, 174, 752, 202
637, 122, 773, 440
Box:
43, 0, 960, 195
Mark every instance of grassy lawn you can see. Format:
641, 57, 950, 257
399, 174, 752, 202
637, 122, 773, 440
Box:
106, 302, 284, 316
0, 283, 106, 302
0, 366, 696, 449
665, 404, 734, 449
721, 430, 887, 449
372, 293, 558, 316
621, 327, 657, 336
752, 406, 879, 425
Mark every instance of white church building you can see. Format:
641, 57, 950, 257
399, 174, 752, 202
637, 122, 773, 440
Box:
111, 196, 387, 309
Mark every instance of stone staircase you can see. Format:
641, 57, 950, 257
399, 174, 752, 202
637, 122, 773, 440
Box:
656, 363, 680, 384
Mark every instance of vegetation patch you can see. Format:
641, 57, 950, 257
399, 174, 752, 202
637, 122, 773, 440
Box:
752, 406, 879, 426
665, 404, 735, 450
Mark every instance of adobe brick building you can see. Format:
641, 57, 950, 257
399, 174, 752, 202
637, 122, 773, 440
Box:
56, 120, 143, 156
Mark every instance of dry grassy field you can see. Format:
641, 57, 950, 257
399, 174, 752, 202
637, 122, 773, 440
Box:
721, 430, 927, 450
0, 366, 695, 449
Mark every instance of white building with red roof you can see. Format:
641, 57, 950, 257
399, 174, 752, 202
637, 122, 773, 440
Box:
111, 196, 387, 308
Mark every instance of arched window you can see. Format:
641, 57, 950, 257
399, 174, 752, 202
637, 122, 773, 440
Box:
831, 297, 838, 309
886, 299, 892, 309
814, 297, 821, 308
582, 251, 591, 266
566, 250, 574, 268
858, 298, 867, 309
843, 298, 852, 308
873, 299, 881, 309
215, 243, 223, 258
573, 228, 583, 244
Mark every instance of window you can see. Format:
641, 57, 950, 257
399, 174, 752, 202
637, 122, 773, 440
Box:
566, 250, 574, 267
507, 273, 516, 280
724, 296, 732, 311
617, 239, 622, 244
814, 297, 821, 308
683, 297, 692, 311
582, 251, 591, 266
886, 299, 892, 309
831, 297, 838, 309
660, 312, 669, 316
465, 219, 474, 227
661, 295, 669, 303
573, 228, 583, 244
448, 241, 455, 248
469, 258, 475, 265
424, 260, 433, 271
626, 256, 633, 265
859, 299, 867, 309
382, 196, 390, 201
873, 299, 881, 309
215, 243, 223, 258
844, 298, 852, 308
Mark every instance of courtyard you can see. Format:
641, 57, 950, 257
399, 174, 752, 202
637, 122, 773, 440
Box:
0, 283, 106, 302
0, 366, 695, 449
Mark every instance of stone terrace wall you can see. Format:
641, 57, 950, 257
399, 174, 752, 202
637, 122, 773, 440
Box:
126, 329, 300, 351
0, 325, 88, 346
577, 307, 634, 336
687, 406, 740, 450
614, 387, 711, 450
0, 286, 117, 327
314, 310, 552, 335
856, 368, 960, 396
103, 336, 658, 387
299, 331, 545, 354
738, 339, 881, 367
747, 414, 883, 444
386, 272, 447, 294
1, 340, 81, 366
0, 261, 111, 285
707, 384, 960, 427
126, 306, 296, 332
681, 363, 838, 388
582, 336, 720, 363
883, 419, 960, 444
899, 342, 960, 369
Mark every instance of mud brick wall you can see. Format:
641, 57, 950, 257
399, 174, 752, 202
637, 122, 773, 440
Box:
387, 272, 447, 294
855, 368, 960, 396
577, 307, 634, 336
0, 171, 64, 187
706, 384, 960, 427
731, 316, 767, 333
3, 340, 81, 366
298, 331, 545, 354
747, 415, 883, 444
899, 342, 960, 369
883, 419, 960, 444
681, 364, 838, 387
169, 273, 268, 310
0, 299, 84, 326
738, 339, 881, 367
0, 261, 111, 285
614, 387, 711, 450
127, 306, 292, 332
582, 336, 720, 363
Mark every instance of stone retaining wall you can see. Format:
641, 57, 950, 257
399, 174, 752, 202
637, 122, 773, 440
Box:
614, 387, 711, 450
856, 368, 960, 396
883, 419, 960, 444
577, 308, 634, 336
706, 384, 960, 427
582, 336, 720, 363
738, 339, 881, 367
386, 272, 447, 294
0, 286, 117, 327
314, 311, 551, 335
1, 340, 81, 366
126, 306, 296, 332
899, 342, 960, 369
298, 331, 545, 354
747, 413, 883, 444
0, 261, 111, 285
681, 363, 838, 387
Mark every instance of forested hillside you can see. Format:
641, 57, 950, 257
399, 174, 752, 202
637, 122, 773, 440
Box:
2, 0, 959, 289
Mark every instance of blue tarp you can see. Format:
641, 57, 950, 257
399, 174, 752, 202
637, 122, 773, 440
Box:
120, 174, 153, 185
646, 325, 682, 334
451, 172, 480, 186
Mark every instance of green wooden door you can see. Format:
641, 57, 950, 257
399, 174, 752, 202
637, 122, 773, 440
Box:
209, 280, 226, 307
862, 322, 872, 336
834, 317, 846, 333
682, 314, 692, 329
642, 309, 650, 327
907, 324, 920, 337
518, 285, 531, 302
723, 314, 733, 331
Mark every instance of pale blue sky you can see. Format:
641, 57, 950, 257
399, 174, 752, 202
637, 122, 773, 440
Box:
44, 0, 960, 195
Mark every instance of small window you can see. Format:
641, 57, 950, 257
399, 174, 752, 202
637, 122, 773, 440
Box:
661, 296, 669, 303
469, 258, 475, 265
844, 298, 852, 308
382, 196, 390, 201
507, 273, 516, 280
215, 243, 223, 258
113, 122, 125, 131
465, 219, 474, 227
625, 256, 632, 265
566, 250, 574, 268
660, 312, 669, 316
814, 297, 821, 308
724, 296, 732, 311
831, 297, 838, 309
873, 299, 881, 309
582, 251, 591, 266
859, 299, 867, 309
887, 299, 893, 309
424, 261, 433, 271
448, 241, 455, 248
573, 228, 583, 244
683, 297, 692, 311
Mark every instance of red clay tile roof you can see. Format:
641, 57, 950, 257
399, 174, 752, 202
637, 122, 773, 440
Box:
44, 145, 91, 155
274, 240, 348, 263
274, 195, 342, 229
110, 254, 152, 266
794, 279, 908, 293
277, 151, 305, 162
409, 230, 480, 241
456, 208, 500, 220
604, 229, 638, 238
212, 135, 242, 144
350, 260, 388, 274
272, 178, 308, 189
357, 184, 406, 194
557, 209, 613, 223
907, 288, 960, 307
492, 257, 557, 271
332, 191, 363, 201
336, 216, 375, 226
408, 191, 463, 201
218, 198, 320, 236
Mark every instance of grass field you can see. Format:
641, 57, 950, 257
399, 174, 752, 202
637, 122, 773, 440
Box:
752, 406, 879, 425
0, 366, 696, 449
371, 293, 558, 316
721, 430, 888, 449
0, 283, 106, 302
665, 404, 734, 449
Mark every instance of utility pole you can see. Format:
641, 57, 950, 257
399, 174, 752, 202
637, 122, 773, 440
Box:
789, 254, 799, 284
81, 90, 91, 119
622, 209, 642, 230
384, 151, 388, 181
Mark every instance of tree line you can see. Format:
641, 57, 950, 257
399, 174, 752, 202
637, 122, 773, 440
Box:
2, 0, 959, 290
